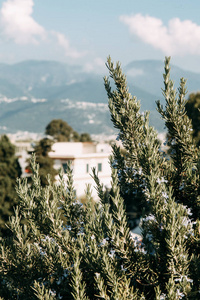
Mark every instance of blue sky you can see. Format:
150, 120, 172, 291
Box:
0, 0, 200, 73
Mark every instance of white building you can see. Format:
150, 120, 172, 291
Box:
48, 142, 112, 200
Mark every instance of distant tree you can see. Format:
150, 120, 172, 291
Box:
0, 135, 22, 236
185, 92, 200, 146
27, 138, 57, 186
45, 119, 92, 142
45, 119, 78, 142
73, 131, 81, 142
80, 132, 92, 142
34, 137, 53, 157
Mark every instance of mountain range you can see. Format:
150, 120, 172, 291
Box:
0, 59, 199, 136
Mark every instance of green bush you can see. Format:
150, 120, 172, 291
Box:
0, 57, 199, 299
0, 135, 22, 237
186, 92, 200, 147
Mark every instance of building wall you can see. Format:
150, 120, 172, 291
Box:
54, 155, 111, 200
49, 142, 112, 200
50, 142, 83, 156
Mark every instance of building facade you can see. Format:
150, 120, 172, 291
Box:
48, 142, 112, 200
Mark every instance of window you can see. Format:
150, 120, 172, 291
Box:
62, 163, 68, 173
98, 163, 102, 172
62, 160, 73, 173
86, 163, 89, 173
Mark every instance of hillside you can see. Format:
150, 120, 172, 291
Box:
0, 59, 199, 135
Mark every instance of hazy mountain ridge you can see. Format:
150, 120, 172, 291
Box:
125, 59, 200, 97
0, 59, 199, 135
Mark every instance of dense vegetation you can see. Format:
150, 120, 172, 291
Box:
45, 119, 92, 142
26, 137, 57, 187
0, 57, 199, 299
186, 92, 200, 146
0, 135, 21, 236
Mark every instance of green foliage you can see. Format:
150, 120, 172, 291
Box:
45, 119, 92, 142
79, 133, 92, 142
35, 138, 57, 186
0, 135, 22, 236
27, 138, 57, 187
34, 138, 54, 157
0, 57, 199, 299
104, 57, 160, 227
185, 92, 200, 146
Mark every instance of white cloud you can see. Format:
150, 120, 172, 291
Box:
120, 14, 200, 56
52, 31, 87, 59
0, 0, 87, 60
0, 0, 46, 44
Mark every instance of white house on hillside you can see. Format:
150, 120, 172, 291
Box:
48, 142, 112, 199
